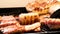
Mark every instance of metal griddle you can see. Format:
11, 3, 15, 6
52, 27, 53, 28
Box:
0, 7, 28, 16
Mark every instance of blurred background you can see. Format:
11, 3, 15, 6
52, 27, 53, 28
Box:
0, 0, 35, 8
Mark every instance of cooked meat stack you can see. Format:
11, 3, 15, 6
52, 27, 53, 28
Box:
1, 0, 60, 34
0, 15, 40, 34
0, 16, 23, 34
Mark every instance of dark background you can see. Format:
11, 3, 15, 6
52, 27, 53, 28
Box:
0, 7, 28, 16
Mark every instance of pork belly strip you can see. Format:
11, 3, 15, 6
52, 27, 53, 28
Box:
0, 21, 19, 28
0, 25, 24, 34
41, 18, 60, 29
1, 16, 16, 21
25, 22, 40, 31
0, 22, 40, 34
0, 16, 20, 27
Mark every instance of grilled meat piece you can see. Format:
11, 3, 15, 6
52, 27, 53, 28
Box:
25, 22, 40, 31
41, 18, 60, 29
0, 16, 19, 27
19, 13, 40, 25
0, 22, 40, 34
0, 25, 24, 34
